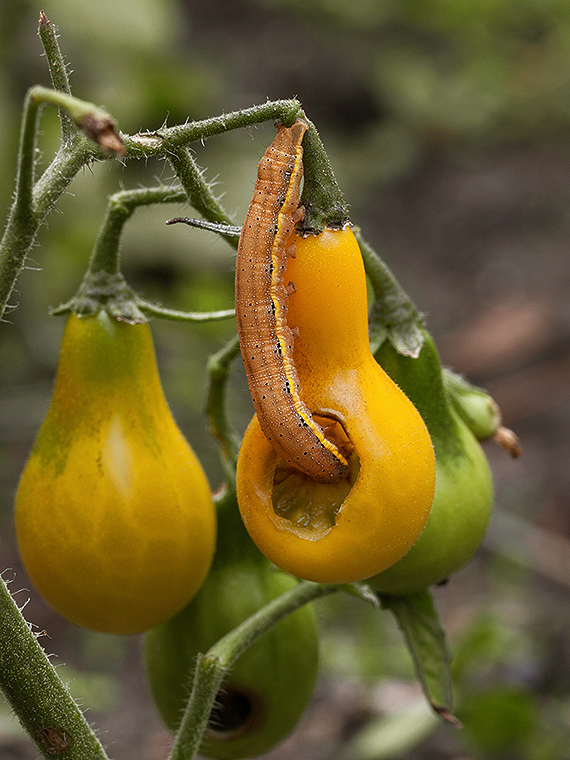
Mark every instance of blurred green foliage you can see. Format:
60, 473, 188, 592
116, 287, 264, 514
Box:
318, 573, 570, 759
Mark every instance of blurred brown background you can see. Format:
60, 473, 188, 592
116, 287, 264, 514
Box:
1, 0, 570, 757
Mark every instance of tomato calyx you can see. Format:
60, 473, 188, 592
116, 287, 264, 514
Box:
296, 119, 350, 234
52, 270, 147, 324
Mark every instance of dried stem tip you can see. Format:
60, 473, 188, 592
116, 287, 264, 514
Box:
81, 112, 125, 156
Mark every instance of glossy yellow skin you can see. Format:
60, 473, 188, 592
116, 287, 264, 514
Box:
15, 312, 216, 634
236, 228, 436, 584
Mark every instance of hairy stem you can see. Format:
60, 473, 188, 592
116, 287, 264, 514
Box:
205, 334, 242, 487
0, 90, 100, 320
167, 147, 239, 247
54, 185, 195, 321
139, 302, 235, 322
0, 95, 42, 319
0, 575, 110, 760
124, 99, 303, 159
29, 86, 124, 155
1, 90, 303, 321
38, 11, 75, 142
90, 185, 188, 275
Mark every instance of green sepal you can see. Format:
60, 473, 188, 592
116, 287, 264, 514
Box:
299, 119, 350, 233
340, 582, 380, 608
51, 270, 147, 324
357, 230, 425, 357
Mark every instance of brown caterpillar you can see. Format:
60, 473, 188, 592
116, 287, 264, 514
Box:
235, 121, 348, 483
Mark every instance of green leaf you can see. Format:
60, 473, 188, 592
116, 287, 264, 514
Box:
356, 230, 425, 357
380, 590, 460, 726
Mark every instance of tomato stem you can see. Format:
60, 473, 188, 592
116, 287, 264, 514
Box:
139, 302, 235, 322
0, 12, 303, 323
38, 12, 75, 143
298, 116, 351, 232
54, 186, 186, 320
0, 87, 96, 320
166, 147, 239, 247
0, 45, 302, 322
205, 335, 243, 488
91, 185, 188, 275
123, 99, 304, 159
30, 86, 124, 156
0, 575, 110, 760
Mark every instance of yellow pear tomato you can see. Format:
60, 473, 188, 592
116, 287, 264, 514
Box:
236, 227, 436, 584
15, 311, 216, 634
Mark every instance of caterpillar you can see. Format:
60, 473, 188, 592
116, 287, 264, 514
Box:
235, 121, 349, 484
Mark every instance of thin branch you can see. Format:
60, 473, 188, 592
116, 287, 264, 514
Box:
1, 92, 303, 321
205, 334, 242, 487
29, 86, 124, 155
166, 147, 239, 247
0, 95, 42, 319
124, 99, 303, 159
38, 11, 75, 142
139, 302, 235, 322
13, 95, 40, 226
166, 217, 242, 238
31, 138, 96, 217
89, 185, 188, 275
52, 185, 190, 321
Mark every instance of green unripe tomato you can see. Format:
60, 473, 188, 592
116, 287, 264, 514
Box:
369, 411, 493, 594
144, 496, 319, 760
442, 368, 501, 440
368, 331, 493, 594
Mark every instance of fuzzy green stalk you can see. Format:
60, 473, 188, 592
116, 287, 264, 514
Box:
0, 575, 110, 760
166, 147, 239, 247
205, 334, 242, 488
38, 11, 75, 142
124, 99, 303, 159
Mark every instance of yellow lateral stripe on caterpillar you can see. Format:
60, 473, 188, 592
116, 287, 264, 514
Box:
270, 133, 349, 469
235, 121, 348, 483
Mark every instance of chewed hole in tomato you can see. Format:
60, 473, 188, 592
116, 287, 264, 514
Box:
206, 686, 261, 739
271, 416, 360, 537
